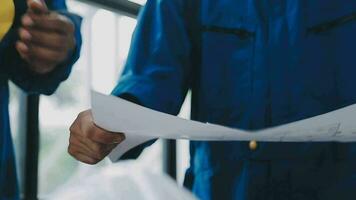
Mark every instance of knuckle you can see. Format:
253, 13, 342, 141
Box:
69, 136, 79, 146
78, 115, 88, 126
78, 111, 86, 118
69, 123, 76, 133
67, 146, 75, 156
68, 136, 74, 144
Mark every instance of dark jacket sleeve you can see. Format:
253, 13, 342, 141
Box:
2, 0, 82, 95
111, 0, 192, 114
118, 93, 156, 160
111, 0, 194, 159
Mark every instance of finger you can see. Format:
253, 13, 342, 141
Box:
22, 15, 34, 27
22, 27, 69, 50
68, 145, 100, 165
25, 13, 74, 34
16, 41, 30, 59
27, 0, 48, 15
76, 110, 126, 145
16, 41, 29, 53
70, 133, 115, 160
27, 43, 67, 63
75, 153, 99, 165
27, 57, 58, 74
18, 28, 32, 42
85, 125, 126, 145
70, 118, 117, 157
69, 134, 96, 157
80, 134, 117, 156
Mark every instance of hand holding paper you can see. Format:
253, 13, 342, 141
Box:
68, 110, 125, 164
68, 91, 356, 164
89, 91, 356, 162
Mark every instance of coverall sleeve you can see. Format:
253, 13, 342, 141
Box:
111, 0, 193, 159
2, 0, 82, 95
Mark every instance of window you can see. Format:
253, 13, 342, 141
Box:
8, 0, 191, 198
9, 83, 27, 197
36, 1, 166, 198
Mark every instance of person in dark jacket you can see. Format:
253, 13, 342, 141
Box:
69, 1, 356, 199
0, 0, 81, 199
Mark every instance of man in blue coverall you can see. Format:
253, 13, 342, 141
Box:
0, 0, 81, 199
69, 0, 356, 199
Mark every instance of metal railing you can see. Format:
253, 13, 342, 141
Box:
24, 95, 40, 200
76, 0, 141, 16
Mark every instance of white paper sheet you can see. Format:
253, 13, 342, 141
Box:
91, 91, 356, 162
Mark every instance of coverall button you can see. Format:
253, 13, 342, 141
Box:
249, 140, 258, 151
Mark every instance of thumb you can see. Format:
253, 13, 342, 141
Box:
27, 0, 48, 14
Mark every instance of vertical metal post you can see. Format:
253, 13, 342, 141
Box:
24, 95, 40, 200
163, 139, 177, 179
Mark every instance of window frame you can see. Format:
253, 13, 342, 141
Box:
76, 0, 141, 16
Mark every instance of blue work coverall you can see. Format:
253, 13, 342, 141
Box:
112, 0, 356, 199
0, 0, 82, 199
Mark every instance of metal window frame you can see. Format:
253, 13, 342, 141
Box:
23, 1, 177, 199
24, 95, 40, 200
76, 0, 141, 17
